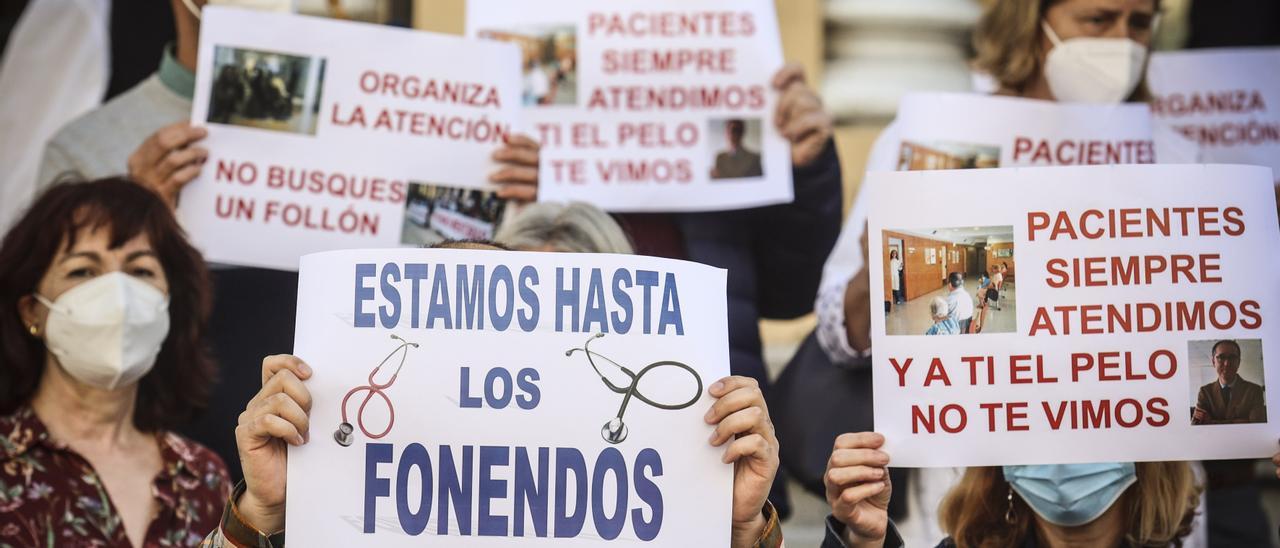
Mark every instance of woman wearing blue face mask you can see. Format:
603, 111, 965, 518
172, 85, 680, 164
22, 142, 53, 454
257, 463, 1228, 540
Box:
0, 178, 229, 547
811, 1, 1193, 544
819, 433, 1201, 548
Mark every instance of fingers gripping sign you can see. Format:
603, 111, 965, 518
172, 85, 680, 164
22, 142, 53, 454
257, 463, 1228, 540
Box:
825, 432, 892, 548
704, 375, 780, 546
235, 354, 315, 534
490, 133, 540, 203
1273, 439, 1279, 480
126, 122, 209, 208
771, 63, 833, 168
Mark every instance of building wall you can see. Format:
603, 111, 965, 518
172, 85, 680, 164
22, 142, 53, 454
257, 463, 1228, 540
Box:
882, 230, 972, 302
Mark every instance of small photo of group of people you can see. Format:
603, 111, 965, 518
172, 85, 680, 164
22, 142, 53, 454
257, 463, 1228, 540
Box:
898, 140, 1000, 171
476, 25, 576, 107
883, 226, 1015, 336
400, 183, 509, 246
206, 46, 326, 135
1189, 338, 1267, 426
709, 118, 764, 181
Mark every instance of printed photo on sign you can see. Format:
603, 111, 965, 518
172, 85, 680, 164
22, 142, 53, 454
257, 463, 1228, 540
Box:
882, 226, 1015, 336
1189, 338, 1267, 426
207, 46, 326, 135
708, 118, 764, 181
399, 183, 508, 246
898, 140, 1000, 170
476, 25, 577, 107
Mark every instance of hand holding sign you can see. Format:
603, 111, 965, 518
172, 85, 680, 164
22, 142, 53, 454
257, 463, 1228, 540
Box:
1273, 441, 1280, 479
490, 133, 541, 202
704, 376, 779, 547
126, 122, 209, 209
772, 64, 833, 168
842, 222, 873, 354
824, 432, 892, 548
235, 354, 315, 534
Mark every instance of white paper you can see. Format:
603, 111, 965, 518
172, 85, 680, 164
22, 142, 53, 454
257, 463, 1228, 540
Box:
178, 7, 522, 270
466, 0, 793, 212
1148, 47, 1280, 184
866, 164, 1280, 466
894, 92, 1158, 168
285, 248, 733, 546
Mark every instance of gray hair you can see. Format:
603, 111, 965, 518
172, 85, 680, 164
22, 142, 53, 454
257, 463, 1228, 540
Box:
495, 201, 633, 254
931, 296, 950, 318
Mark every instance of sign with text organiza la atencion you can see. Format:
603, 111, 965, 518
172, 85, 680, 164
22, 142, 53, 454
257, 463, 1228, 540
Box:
1148, 47, 1280, 184
178, 7, 522, 270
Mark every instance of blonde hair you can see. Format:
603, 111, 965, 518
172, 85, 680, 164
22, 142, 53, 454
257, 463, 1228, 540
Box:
495, 201, 634, 254
939, 463, 1200, 548
973, 0, 1047, 95
972, 0, 1155, 100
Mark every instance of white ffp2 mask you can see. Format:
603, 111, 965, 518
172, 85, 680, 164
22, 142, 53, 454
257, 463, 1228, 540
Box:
36, 272, 170, 390
1042, 21, 1148, 103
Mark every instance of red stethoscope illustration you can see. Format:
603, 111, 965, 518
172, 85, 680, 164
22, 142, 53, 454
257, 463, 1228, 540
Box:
565, 333, 703, 444
333, 334, 419, 447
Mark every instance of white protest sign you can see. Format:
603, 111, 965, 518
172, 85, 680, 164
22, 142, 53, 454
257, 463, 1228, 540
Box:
466, 0, 793, 212
894, 92, 1157, 169
177, 7, 522, 270
1148, 47, 1280, 184
865, 164, 1280, 466
286, 248, 732, 545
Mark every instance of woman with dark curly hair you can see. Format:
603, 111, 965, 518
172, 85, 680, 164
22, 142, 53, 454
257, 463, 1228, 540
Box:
0, 178, 228, 547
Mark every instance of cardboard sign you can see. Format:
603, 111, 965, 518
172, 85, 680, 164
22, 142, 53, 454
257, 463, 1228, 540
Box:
177, 7, 522, 270
865, 164, 1280, 466
1148, 47, 1280, 184
894, 92, 1159, 169
286, 248, 733, 545
466, 0, 793, 212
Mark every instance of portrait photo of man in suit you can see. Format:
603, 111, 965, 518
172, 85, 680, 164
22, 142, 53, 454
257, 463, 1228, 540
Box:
1192, 339, 1267, 425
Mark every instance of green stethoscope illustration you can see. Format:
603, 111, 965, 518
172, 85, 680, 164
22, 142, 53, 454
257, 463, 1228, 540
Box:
565, 333, 703, 444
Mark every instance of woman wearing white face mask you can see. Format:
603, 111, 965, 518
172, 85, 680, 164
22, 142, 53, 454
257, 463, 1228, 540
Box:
821, 0, 1162, 369
977, 0, 1157, 103
820, 432, 1201, 548
0, 178, 228, 547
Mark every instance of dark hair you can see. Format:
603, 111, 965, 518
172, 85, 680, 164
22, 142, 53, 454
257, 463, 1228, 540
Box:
0, 178, 215, 432
726, 119, 746, 137
1211, 339, 1241, 357
948, 272, 965, 288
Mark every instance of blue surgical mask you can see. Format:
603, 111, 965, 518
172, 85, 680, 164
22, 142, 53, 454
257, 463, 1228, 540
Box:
1002, 463, 1136, 527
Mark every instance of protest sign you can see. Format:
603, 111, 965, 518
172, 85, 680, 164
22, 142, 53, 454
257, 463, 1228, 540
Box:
893, 92, 1161, 169
466, 0, 793, 212
177, 7, 522, 270
865, 164, 1280, 466
1148, 47, 1280, 184
285, 248, 733, 545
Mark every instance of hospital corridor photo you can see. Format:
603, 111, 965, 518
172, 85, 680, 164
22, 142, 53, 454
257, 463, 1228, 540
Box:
882, 226, 1017, 336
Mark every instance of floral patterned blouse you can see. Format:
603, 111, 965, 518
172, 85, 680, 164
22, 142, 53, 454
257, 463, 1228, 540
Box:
0, 406, 230, 548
